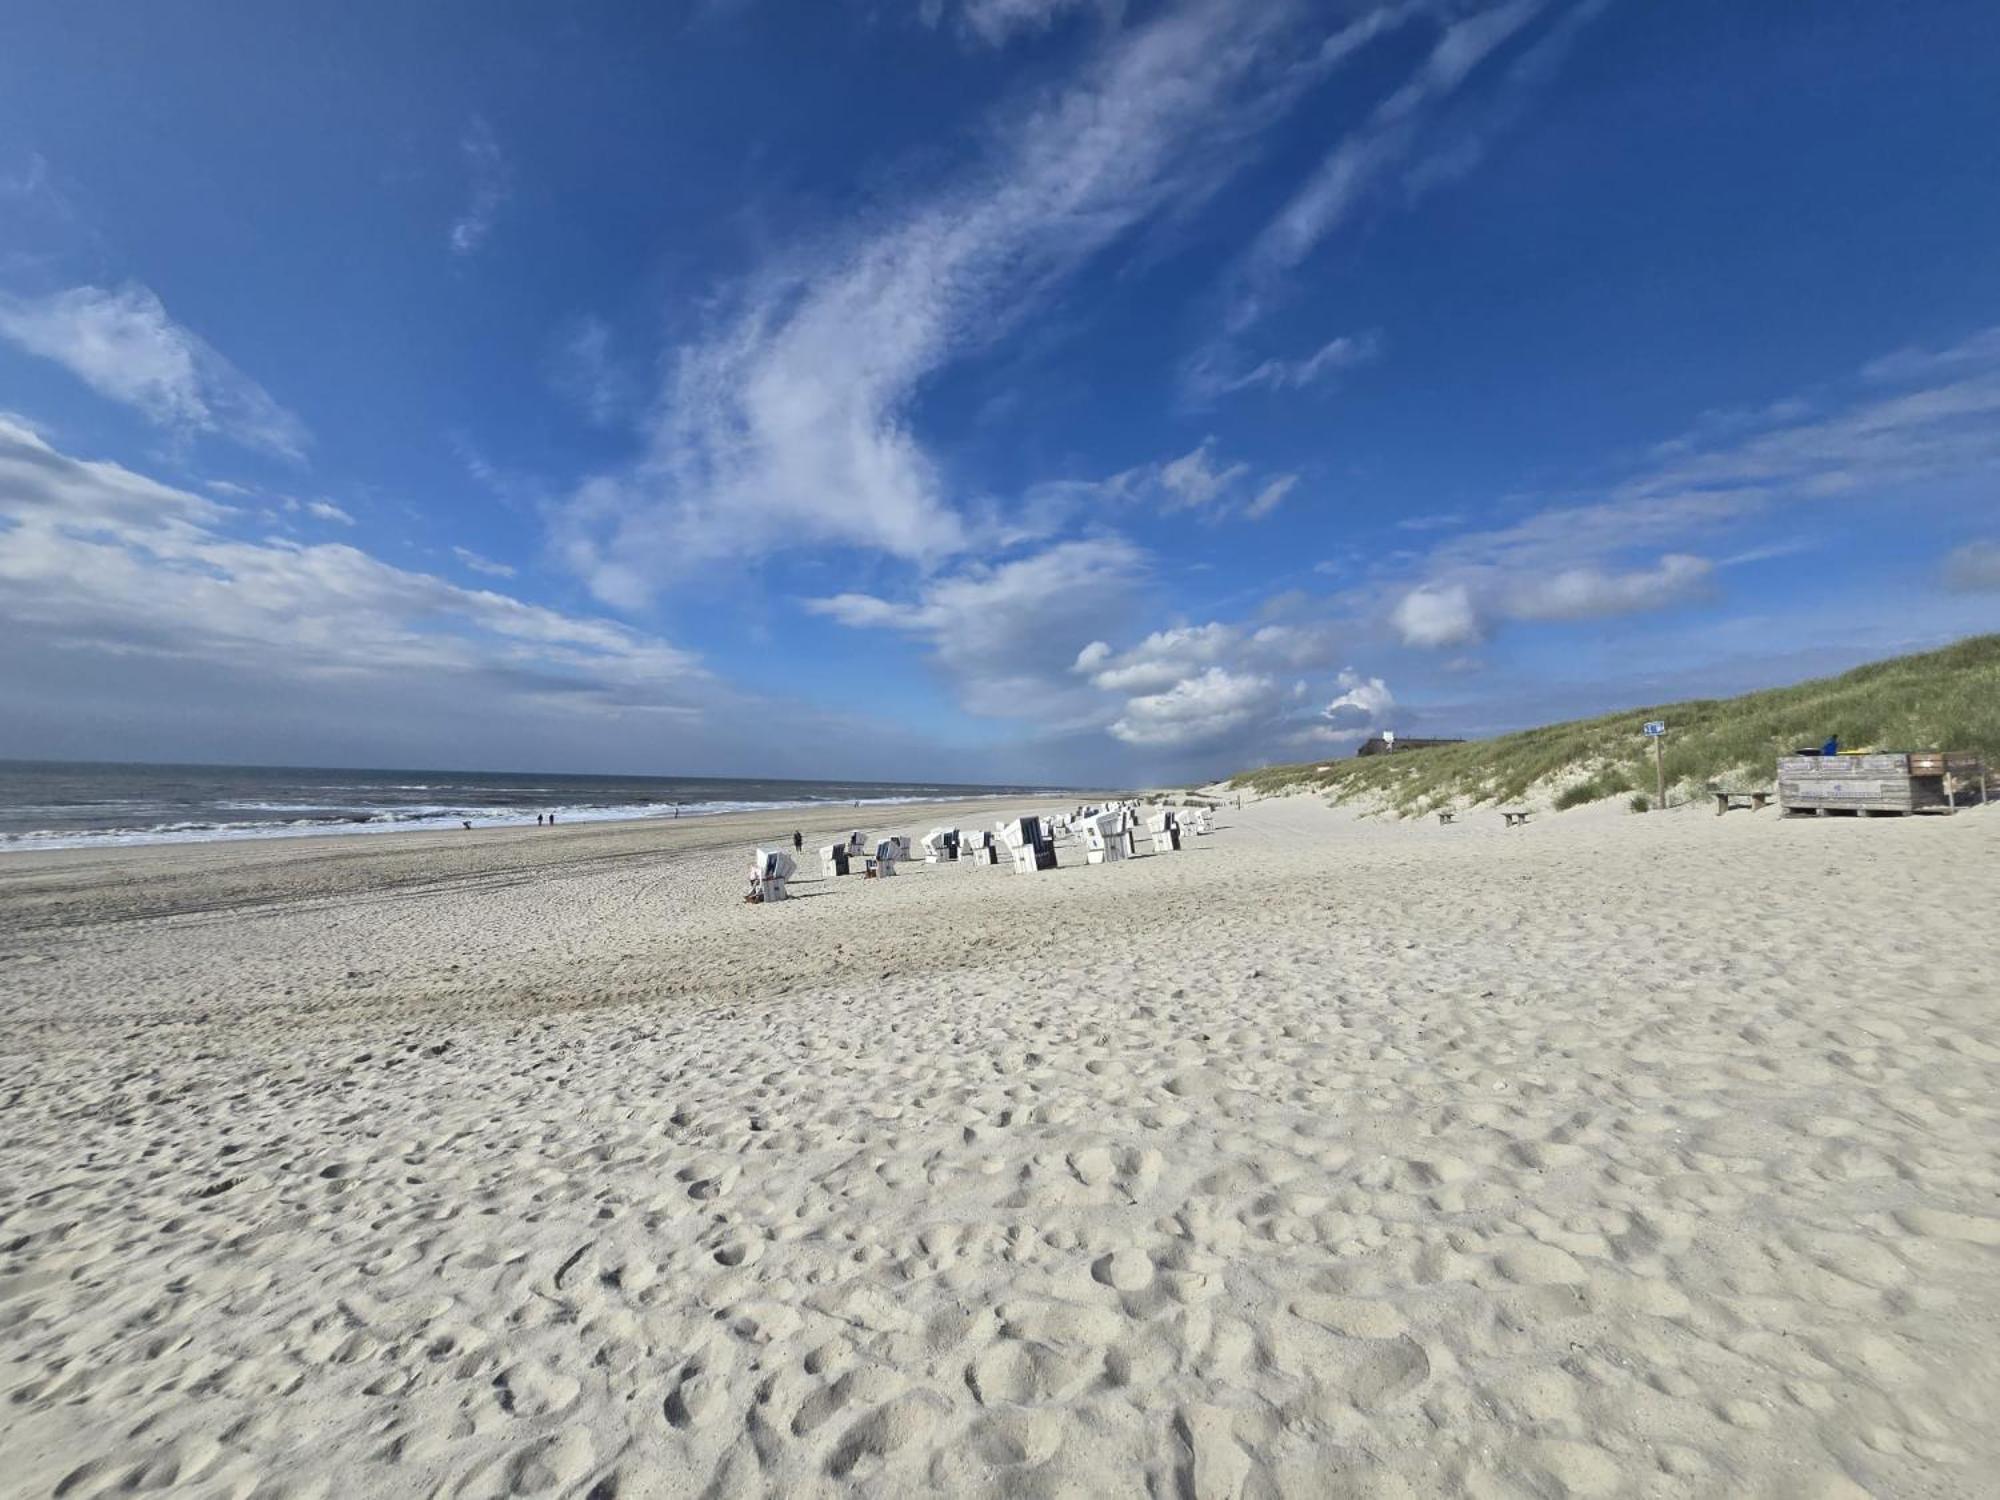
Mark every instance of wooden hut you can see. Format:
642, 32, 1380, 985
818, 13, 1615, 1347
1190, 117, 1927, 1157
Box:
1776, 752, 1986, 817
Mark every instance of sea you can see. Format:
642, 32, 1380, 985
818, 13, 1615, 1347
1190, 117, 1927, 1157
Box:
0, 760, 1071, 853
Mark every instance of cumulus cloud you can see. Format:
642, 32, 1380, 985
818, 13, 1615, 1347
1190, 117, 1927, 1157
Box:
1322, 667, 1395, 726
554, 0, 1324, 600
1109, 666, 1285, 747
0, 284, 308, 459
450, 117, 511, 255
1075, 609, 1346, 752
806, 537, 1147, 723
1391, 581, 1480, 647
1504, 553, 1713, 621
1944, 539, 2000, 592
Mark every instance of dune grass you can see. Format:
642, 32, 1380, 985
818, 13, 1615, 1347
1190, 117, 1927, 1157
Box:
1229, 634, 2000, 816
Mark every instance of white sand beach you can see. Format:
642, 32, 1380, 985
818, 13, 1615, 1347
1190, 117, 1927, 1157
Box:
2, 794, 1998, 1499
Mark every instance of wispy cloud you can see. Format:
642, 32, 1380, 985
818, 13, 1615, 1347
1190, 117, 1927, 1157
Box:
450, 117, 511, 256
1382, 324, 2000, 647
453, 545, 518, 579
0, 284, 308, 460
1183, 330, 1380, 401
928, 0, 1117, 47
549, 316, 632, 426
555, 0, 1325, 603
0, 416, 703, 716
304, 499, 354, 526
1064, 436, 1302, 523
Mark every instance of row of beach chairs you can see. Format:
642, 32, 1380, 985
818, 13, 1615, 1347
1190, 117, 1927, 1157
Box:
747, 804, 1214, 902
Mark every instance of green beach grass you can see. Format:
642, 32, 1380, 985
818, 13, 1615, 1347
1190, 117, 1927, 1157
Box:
1228, 634, 2000, 817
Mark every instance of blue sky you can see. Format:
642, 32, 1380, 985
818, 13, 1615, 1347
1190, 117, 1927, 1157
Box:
1, 0, 1996, 784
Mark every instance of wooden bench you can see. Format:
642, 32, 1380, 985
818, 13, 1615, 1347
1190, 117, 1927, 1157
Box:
1501, 810, 1531, 828
1436, 811, 1456, 826
1710, 788, 1772, 816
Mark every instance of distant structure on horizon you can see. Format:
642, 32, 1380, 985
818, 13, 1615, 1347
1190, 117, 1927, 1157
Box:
1356, 735, 1466, 758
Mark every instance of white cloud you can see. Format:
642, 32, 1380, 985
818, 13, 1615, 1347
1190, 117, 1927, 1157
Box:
936, 0, 1115, 47
1944, 539, 2000, 593
807, 537, 1147, 722
1503, 553, 1712, 621
450, 117, 510, 256
1087, 436, 1300, 522
550, 316, 631, 426
1109, 666, 1284, 747
304, 499, 355, 526
0, 284, 308, 459
0, 417, 703, 716
1185, 330, 1380, 400
453, 545, 517, 579
554, 0, 1321, 600
1322, 667, 1395, 726
1235, 1, 1546, 317
1381, 327, 2000, 647
1391, 581, 1480, 647
1244, 473, 1298, 520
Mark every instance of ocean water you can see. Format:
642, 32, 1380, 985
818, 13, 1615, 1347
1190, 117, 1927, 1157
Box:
0, 761, 1068, 852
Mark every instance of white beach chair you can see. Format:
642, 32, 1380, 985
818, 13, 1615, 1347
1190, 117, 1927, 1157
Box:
961, 830, 1000, 866
1147, 810, 1182, 853
999, 816, 1058, 873
888, 835, 913, 861
750, 847, 793, 902
820, 842, 853, 877
922, 827, 960, 863
845, 830, 868, 855
1187, 809, 1211, 836
1084, 811, 1134, 864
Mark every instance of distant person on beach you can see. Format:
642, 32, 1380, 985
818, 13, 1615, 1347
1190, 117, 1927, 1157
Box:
793, 830, 803, 852
461, 820, 472, 830
536, 813, 543, 826
548, 811, 556, 824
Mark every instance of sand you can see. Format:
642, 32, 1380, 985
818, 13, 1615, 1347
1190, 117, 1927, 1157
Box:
2, 793, 1997, 1499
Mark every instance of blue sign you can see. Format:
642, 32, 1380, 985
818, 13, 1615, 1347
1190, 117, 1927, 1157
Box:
1642, 720, 1666, 737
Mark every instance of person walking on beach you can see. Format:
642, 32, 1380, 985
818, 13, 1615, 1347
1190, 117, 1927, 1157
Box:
792, 829, 803, 853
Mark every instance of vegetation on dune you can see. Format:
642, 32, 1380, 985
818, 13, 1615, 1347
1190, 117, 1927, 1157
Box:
1229, 634, 2000, 817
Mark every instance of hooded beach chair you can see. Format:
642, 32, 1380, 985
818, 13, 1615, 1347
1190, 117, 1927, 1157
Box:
961, 830, 1000, 866
999, 816, 1058, 873
922, 827, 960, 863
820, 842, 853, 877
1147, 810, 1182, 853
750, 847, 794, 902
1084, 811, 1135, 864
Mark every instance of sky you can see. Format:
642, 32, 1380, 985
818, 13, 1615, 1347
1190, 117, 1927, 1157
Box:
0, 0, 1996, 786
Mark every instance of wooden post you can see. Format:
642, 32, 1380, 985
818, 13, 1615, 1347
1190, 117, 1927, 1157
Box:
1653, 732, 1665, 812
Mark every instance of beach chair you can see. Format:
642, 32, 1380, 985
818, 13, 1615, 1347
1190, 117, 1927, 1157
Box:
887, 835, 914, 861
998, 816, 1058, 873
1186, 809, 1211, 835
750, 847, 793, 902
1084, 811, 1135, 864
865, 839, 898, 878
1147, 810, 1182, 853
820, 842, 853, 877
922, 827, 959, 863
962, 830, 1000, 866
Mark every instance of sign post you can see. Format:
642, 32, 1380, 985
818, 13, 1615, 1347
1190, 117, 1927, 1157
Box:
1642, 721, 1667, 809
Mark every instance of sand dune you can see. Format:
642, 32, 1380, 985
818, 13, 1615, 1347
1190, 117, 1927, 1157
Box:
2, 795, 1997, 1498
